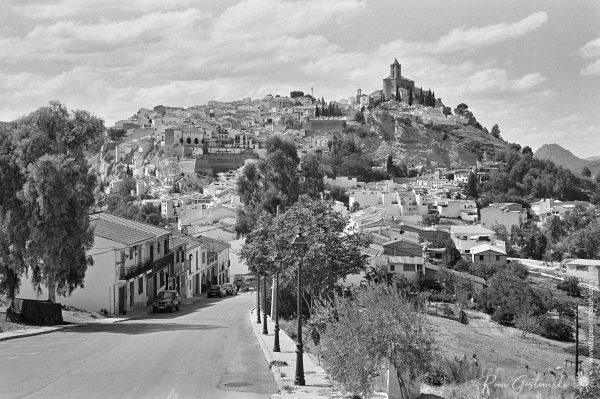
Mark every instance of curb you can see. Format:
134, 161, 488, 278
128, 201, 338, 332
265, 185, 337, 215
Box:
0, 324, 81, 342
249, 307, 288, 397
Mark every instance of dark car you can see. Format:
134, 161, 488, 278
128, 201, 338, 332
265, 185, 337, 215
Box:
207, 285, 226, 298
222, 283, 237, 296
153, 290, 180, 313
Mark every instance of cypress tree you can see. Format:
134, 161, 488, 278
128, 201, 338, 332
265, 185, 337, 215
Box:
432, 91, 436, 106
315, 105, 320, 117
395, 86, 401, 102
408, 87, 413, 106
419, 87, 424, 104
467, 172, 478, 198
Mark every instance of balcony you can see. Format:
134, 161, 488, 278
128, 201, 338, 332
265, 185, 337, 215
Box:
171, 260, 192, 276
118, 252, 174, 280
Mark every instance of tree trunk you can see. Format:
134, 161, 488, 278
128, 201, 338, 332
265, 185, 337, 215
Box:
47, 277, 56, 303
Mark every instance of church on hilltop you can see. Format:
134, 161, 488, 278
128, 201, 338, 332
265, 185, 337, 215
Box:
383, 58, 415, 100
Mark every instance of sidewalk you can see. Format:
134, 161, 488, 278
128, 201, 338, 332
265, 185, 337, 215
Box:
0, 295, 204, 342
250, 308, 343, 399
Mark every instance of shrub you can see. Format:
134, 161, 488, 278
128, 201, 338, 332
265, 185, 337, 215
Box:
538, 317, 573, 341
556, 276, 581, 296
491, 307, 514, 326
442, 132, 448, 141
506, 261, 529, 280
514, 311, 542, 336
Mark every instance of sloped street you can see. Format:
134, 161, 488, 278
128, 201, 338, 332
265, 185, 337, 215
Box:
0, 292, 277, 399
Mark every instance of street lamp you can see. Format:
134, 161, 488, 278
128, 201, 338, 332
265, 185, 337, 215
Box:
272, 253, 284, 352
256, 272, 261, 323
262, 273, 269, 335
291, 233, 308, 386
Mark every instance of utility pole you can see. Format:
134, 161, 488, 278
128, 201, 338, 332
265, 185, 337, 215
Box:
272, 205, 280, 319
575, 304, 579, 377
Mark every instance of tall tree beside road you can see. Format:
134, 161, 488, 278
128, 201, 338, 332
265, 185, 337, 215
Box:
0, 101, 103, 302
408, 87, 413, 106
236, 136, 300, 236
239, 197, 372, 316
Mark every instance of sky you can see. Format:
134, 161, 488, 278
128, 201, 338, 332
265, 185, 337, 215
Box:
1, 0, 599, 157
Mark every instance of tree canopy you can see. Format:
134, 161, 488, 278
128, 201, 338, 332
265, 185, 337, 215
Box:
0, 101, 104, 302
239, 197, 372, 315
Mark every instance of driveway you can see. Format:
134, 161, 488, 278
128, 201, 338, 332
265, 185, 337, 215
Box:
0, 291, 277, 399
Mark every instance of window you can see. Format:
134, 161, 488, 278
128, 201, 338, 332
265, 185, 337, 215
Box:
496, 255, 500, 261
465, 250, 470, 254
479, 255, 485, 261
138, 277, 144, 294
463, 236, 468, 240
129, 247, 133, 259
576, 265, 589, 272
149, 245, 154, 262
176, 250, 179, 263
159, 272, 165, 287
164, 239, 169, 253
389, 265, 395, 272
157, 242, 161, 256
202, 252, 206, 264
196, 251, 199, 270
403, 264, 416, 272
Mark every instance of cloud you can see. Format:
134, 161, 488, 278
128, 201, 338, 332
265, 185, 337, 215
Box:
468, 69, 546, 92
578, 36, 600, 59
580, 59, 600, 76
377, 12, 548, 56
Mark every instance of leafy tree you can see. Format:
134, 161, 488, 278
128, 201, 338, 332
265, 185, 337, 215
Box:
290, 91, 304, 98
423, 214, 440, 226
350, 201, 360, 213
310, 283, 436, 398
0, 101, 103, 303
582, 166, 592, 177
490, 124, 501, 140
239, 197, 372, 316
557, 276, 581, 296
428, 232, 453, 248
466, 172, 478, 198
300, 153, 325, 199
179, 137, 183, 144
441, 245, 462, 268
408, 87, 413, 106
522, 146, 532, 155
107, 127, 127, 141
514, 311, 542, 337
326, 185, 349, 205
596, 171, 600, 184
354, 111, 365, 124
544, 216, 564, 244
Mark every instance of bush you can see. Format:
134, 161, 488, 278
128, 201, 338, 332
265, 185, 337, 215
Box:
539, 317, 573, 341
556, 276, 581, 296
506, 261, 528, 280
491, 307, 514, 326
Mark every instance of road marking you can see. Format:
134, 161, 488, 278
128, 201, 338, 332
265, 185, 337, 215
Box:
7, 357, 17, 360
166, 388, 179, 399
0, 352, 39, 355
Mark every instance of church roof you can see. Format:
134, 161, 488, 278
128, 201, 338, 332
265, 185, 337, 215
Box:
391, 58, 400, 66
383, 74, 414, 82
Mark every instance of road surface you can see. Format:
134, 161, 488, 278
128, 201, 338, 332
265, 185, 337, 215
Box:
0, 291, 277, 399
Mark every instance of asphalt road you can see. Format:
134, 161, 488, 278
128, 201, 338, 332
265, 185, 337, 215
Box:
0, 291, 278, 399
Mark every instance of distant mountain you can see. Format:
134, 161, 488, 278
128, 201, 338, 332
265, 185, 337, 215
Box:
586, 155, 600, 162
534, 143, 590, 172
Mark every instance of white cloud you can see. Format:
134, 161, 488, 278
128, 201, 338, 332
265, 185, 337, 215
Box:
580, 59, 600, 76
377, 12, 548, 56
578, 36, 600, 59
468, 69, 546, 92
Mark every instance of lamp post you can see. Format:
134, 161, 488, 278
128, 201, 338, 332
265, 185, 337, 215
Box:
291, 233, 308, 386
256, 272, 261, 323
262, 273, 269, 335
272, 253, 283, 352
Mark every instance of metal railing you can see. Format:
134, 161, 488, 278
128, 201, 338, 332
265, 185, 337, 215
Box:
118, 252, 174, 280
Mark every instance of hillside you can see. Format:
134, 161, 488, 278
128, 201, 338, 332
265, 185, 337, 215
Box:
533, 143, 590, 172
349, 109, 512, 169
586, 155, 600, 162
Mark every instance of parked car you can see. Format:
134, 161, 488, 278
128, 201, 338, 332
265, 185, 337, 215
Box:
207, 285, 227, 298
222, 283, 237, 296
153, 290, 180, 313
